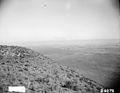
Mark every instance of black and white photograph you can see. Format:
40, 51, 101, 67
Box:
0, 0, 120, 93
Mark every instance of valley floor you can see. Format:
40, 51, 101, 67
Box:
29, 41, 120, 88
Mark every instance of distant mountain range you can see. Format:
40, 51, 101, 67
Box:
0, 45, 104, 93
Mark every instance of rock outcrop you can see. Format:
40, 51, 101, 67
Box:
0, 45, 104, 93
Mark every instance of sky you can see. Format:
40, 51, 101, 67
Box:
0, 0, 119, 44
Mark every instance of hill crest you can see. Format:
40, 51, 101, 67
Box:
0, 45, 104, 93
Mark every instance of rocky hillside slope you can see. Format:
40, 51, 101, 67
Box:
0, 45, 104, 93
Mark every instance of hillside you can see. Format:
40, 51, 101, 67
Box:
0, 45, 104, 93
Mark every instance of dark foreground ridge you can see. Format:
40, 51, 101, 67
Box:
0, 45, 104, 93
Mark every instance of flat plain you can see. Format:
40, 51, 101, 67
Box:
29, 40, 120, 88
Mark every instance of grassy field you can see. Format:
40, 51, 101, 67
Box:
28, 40, 120, 88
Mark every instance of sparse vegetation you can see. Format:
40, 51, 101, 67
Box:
0, 45, 104, 93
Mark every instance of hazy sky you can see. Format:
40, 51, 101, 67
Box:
0, 0, 119, 43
